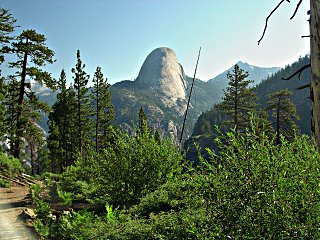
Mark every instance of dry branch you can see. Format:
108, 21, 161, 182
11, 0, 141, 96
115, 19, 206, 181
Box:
282, 63, 311, 80
258, 0, 290, 45
290, 0, 303, 19
295, 83, 310, 90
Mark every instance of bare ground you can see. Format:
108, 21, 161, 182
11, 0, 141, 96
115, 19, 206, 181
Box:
0, 185, 38, 240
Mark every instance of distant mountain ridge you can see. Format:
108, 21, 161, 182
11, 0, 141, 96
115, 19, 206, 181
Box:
34, 47, 280, 141
208, 61, 280, 88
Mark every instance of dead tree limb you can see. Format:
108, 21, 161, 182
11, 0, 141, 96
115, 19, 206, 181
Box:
179, 47, 201, 147
290, 0, 303, 19
282, 63, 311, 80
295, 83, 310, 90
258, 0, 290, 45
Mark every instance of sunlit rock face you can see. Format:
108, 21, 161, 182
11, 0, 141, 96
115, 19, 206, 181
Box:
135, 47, 187, 106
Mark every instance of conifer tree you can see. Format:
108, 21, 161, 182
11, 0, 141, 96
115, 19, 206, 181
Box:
47, 119, 61, 173
72, 50, 93, 154
5, 77, 19, 156
8, 29, 56, 159
138, 107, 148, 135
91, 66, 114, 152
266, 89, 300, 144
0, 7, 16, 64
48, 70, 77, 171
215, 64, 257, 134
0, 7, 16, 140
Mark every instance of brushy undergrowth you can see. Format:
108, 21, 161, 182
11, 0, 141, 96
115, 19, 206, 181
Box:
34, 120, 320, 239
0, 152, 24, 187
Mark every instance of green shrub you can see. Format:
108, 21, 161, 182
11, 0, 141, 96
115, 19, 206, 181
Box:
102, 120, 320, 239
0, 152, 24, 176
59, 127, 184, 208
0, 178, 10, 188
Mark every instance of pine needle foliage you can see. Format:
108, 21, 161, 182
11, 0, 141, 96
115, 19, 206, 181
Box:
266, 89, 300, 144
215, 64, 257, 134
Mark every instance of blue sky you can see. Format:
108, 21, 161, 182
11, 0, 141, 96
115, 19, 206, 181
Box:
1, 0, 310, 84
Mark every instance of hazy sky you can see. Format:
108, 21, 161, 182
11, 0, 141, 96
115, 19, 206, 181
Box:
1, 0, 310, 84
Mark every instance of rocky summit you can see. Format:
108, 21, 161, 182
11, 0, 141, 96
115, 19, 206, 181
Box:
135, 47, 187, 107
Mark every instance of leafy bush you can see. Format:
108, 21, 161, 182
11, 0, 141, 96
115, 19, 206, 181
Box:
0, 179, 10, 188
59, 127, 184, 207
0, 152, 24, 176
39, 119, 320, 239
100, 121, 320, 239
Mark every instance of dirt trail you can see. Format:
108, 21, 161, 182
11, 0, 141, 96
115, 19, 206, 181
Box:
0, 186, 38, 240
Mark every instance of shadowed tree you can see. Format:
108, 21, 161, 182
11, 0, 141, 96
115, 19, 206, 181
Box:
72, 50, 93, 154
0, 7, 16, 64
138, 107, 148, 135
8, 29, 56, 159
48, 70, 78, 171
0, 7, 16, 140
215, 64, 257, 134
266, 89, 300, 144
91, 66, 114, 152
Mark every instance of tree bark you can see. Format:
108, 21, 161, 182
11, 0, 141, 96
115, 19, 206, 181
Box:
310, 0, 320, 148
14, 42, 28, 159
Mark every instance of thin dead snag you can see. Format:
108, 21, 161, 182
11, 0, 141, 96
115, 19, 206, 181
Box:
258, 0, 291, 45
290, 0, 303, 19
179, 47, 201, 147
258, 0, 306, 45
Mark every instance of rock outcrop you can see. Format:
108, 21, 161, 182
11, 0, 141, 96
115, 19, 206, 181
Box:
135, 47, 187, 107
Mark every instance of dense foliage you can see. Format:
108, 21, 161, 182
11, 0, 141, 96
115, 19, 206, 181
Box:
0, 152, 24, 187
58, 126, 183, 208
34, 117, 320, 239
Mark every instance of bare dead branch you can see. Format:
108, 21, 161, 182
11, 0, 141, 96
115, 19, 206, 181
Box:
282, 63, 311, 80
301, 35, 311, 38
258, 0, 290, 45
295, 83, 310, 90
289, 0, 303, 20
179, 47, 201, 146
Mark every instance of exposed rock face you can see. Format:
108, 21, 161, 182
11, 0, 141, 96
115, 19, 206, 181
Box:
135, 47, 187, 106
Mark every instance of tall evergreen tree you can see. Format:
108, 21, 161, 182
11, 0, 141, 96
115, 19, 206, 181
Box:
138, 107, 148, 135
91, 66, 114, 152
215, 64, 257, 134
0, 7, 16, 64
5, 77, 19, 156
266, 89, 300, 144
72, 50, 93, 154
48, 70, 77, 171
8, 29, 56, 159
0, 7, 16, 140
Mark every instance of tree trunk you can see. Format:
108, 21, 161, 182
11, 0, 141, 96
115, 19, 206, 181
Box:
96, 82, 99, 153
276, 96, 281, 144
310, 0, 320, 148
14, 46, 28, 159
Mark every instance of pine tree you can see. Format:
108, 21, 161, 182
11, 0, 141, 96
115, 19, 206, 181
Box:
215, 64, 257, 134
91, 66, 114, 152
8, 29, 56, 159
266, 89, 300, 144
0, 7, 16, 64
0, 76, 7, 139
72, 50, 93, 154
48, 70, 77, 171
5, 77, 19, 156
0, 7, 16, 140
138, 107, 148, 135
24, 119, 45, 175
47, 119, 61, 173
